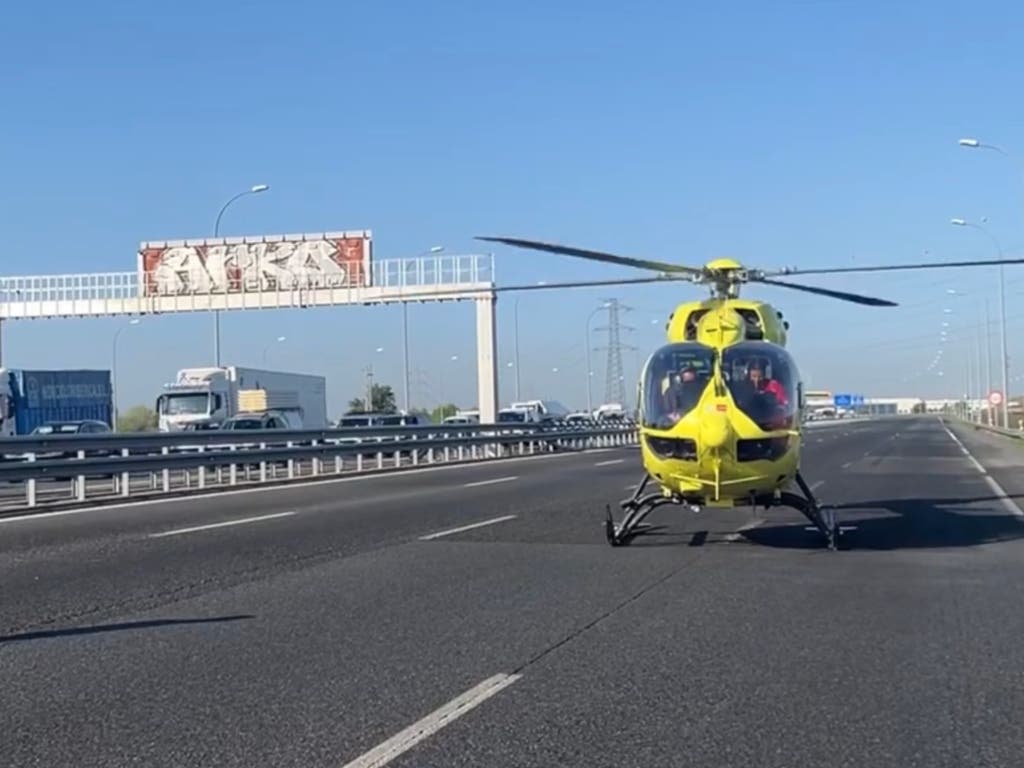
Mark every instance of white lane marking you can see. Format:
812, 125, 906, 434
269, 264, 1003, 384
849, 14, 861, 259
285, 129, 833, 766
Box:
594, 459, 625, 467
463, 476, 518, 488
810, 480, 825, 491
724, 516, 765, 542
0, 447, 633, 525
149, 511, 296, 538
418, 515, 518, 541
841, 461, 852, 469
943, 426, 1024, 518
341, 673, 521, 768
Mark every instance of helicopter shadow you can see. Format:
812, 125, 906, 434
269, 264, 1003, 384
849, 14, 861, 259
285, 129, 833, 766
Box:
742, 494, 1024, 551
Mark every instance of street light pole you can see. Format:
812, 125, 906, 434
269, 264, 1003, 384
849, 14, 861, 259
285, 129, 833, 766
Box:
513, 298, 521, 401
958, 137, 1023, 422
262, 335, 286, 365
212, 184, 270, 367
951, 217, 1009, 426
112, 319, 140, 430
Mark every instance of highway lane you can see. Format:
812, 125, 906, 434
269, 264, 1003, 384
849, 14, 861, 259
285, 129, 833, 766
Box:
4, 416, 1022, 766
0, 446, 642, 635
0, 421, 880, 636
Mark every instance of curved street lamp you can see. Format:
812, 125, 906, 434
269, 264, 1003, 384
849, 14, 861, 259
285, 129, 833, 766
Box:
211, 184, 271, 367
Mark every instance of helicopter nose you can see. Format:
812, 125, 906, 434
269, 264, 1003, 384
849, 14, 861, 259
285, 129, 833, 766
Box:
700, 408, 731, 449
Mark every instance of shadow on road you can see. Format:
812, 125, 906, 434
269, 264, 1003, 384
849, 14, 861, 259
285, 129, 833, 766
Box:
744, 495, 1024, 551
0, 614, 255, 644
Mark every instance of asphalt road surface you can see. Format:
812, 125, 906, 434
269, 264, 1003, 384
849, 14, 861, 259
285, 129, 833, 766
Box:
3, 417, 1023, 767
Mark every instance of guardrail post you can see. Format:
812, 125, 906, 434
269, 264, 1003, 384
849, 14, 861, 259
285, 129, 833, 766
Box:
26, 453, 36, 507
162, 447, 170, 493
287, 441, 295, 479
197, 447, 206, 489
260, 442, 267, 482
334, 452, 342, 474
121, 448, 131, 497
357, 453, 363, 472
229, 446, 238, 485
311, 440, 320, 476
76, 449, 86, 502
376, 450, 383, 469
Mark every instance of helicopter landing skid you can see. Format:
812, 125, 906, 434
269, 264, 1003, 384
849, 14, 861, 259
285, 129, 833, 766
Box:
754, 472, 839, 550
606, 474, 691, 547
605, 472, 840, 550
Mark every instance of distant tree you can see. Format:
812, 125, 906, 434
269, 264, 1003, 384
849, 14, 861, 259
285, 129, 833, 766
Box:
347, 384, 397, 414
431, 403, 459, 422
117, 405, 158, 432
911, 401, 927, 414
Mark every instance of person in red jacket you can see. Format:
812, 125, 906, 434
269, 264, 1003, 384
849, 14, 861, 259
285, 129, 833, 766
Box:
748, 361, 788, 407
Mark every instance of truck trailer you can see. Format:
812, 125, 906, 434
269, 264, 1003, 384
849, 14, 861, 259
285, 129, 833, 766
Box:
0, 369, 113, 436
156, 366, 327, 431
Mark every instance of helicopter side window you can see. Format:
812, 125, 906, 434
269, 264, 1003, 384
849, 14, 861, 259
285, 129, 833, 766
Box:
640, 343, 715, 430
722, 342, 800, 431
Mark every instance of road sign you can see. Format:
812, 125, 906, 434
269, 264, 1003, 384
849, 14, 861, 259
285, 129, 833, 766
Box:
852, 394, 865, 406
833, 394, 852, 407
989, 390, 1004, 407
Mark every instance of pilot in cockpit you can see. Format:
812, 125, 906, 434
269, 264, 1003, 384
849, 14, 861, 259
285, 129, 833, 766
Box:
662, 363, 705, 418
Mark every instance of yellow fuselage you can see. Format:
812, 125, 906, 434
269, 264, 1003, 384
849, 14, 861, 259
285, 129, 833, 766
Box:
639, 390, 800, 508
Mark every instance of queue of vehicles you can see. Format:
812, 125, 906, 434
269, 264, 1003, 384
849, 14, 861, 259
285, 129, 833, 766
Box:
0, 361, 632, 449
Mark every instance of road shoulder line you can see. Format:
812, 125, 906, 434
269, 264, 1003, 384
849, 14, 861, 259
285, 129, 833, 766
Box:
943, 424, 1024, 518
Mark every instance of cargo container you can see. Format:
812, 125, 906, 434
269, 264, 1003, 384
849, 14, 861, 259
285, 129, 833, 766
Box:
0, 369, 113, 436
155, 366, 327, 431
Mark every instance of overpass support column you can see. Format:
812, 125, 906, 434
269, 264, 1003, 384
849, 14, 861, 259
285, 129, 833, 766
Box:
476, 294, 498, 424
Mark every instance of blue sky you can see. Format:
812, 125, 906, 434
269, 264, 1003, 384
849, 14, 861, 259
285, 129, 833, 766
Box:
2, 0, 1024, 415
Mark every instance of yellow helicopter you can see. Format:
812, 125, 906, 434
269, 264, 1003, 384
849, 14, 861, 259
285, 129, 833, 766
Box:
477, 236, 1024, 550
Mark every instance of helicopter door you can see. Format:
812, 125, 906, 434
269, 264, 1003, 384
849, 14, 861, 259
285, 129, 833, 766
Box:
639, 342, 716, 430
721, 342, 799, 431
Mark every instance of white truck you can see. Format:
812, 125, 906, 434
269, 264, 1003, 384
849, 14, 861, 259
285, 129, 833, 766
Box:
156, 366, 328, 432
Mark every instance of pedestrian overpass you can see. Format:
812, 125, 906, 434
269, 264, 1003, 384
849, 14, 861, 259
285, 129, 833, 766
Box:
0, 235, 501, 422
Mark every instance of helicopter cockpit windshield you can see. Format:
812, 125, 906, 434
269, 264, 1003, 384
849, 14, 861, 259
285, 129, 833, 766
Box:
722, 342, 800, 431
640, 342, 715, 430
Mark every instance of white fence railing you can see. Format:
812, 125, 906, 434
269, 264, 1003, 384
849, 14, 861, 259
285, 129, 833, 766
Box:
0, 420, 639, 513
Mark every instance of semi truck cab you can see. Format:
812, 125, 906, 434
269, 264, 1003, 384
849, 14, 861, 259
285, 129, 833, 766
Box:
157, 369, 232, 431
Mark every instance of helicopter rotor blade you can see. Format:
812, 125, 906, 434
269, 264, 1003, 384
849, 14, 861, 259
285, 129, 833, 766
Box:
475, 236, 704, 276
754, 277, 898, 307
766, 255, 1024, 277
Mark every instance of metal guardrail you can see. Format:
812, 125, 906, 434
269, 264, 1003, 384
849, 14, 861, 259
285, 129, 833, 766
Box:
947, 416, 1024, 440
0, 420, 639, 512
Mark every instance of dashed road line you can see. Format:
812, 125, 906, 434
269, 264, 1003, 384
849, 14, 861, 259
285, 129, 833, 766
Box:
463, 476, 518, 488
340, 673, 522, 767
149, 511, 296, 538
594, 459, 625, 467
419, 515, 518, 541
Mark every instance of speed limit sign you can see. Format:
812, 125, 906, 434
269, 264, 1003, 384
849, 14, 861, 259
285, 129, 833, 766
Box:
989, 390, 1004, 407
